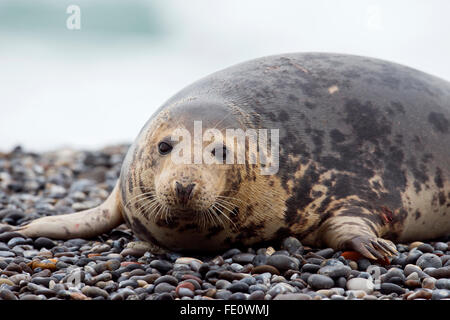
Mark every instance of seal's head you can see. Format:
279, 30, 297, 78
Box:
120, 99, 275, 251
150, 101, 243, 221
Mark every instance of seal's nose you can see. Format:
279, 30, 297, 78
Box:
175, 182, 195, 205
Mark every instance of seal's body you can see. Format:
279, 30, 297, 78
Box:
8, 53, 450, 259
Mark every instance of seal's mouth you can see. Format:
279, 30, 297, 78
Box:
158, 197, 239, 230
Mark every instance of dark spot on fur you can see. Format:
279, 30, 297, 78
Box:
275, 227, 291, 239
415, 210, 421, 220
435, 167, 444, 188
329, 129, 346, 143
428, 112, 449, 133
278, 110, 289, 121
439, 191, 446, 206
305, 101, 316, 109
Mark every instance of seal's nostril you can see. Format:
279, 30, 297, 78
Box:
175, 182, 195, 204
185, 183, 195, 199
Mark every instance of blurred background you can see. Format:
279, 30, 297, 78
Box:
1, 0, 450, 152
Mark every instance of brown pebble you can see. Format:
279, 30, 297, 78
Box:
139, 274, 159, 284
219, 270, 246, 281
32, 269, 52, 278
120, 261, 142, 267
137, 280, 148, 287
409, 241, 424, 250
176, 282, 195, 296
0, 278, 15, 286
407, 289, 432, 300
70, 292, 91, 300
5, 262, 22, 273
349, 261, 358, 270
211, 256, 224, 266
422, 277, 436, 289
405, 280, 421, 288
0, 289, 18, 300
251, 265, 280, 275
266, 247, 275, 256
181, 274, 203, 284
426, 266, 450, 279
31, 260, 57, 271
205, 288, 217, 298
19, 262, 33, 274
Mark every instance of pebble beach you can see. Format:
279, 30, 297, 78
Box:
0, 146, 449, 301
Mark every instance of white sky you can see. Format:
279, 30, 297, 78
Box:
1, 0, 450, 152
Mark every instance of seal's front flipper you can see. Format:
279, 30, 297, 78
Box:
344, 235, 397, 260
5, 182, 123, 240
319, 208, 398, 260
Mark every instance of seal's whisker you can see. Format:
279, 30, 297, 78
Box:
125, 191, 156, 207
163, 205, 172, 224
212, 204, 237, 229
209, 206, 226, 229
216, 195, 245, 204
140, 200, 159, 216
139, 199, 160, 218
152, 203, 165, 221
214, 200, 237, 216
130, 195, 157, 207
215, 199, 239, 212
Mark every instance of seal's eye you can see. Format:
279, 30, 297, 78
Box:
158, 142, 173, 155
211, 146, 227, 162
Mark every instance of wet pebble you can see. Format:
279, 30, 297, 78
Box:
266, 255, 299, 272
307, 274, 334, 290
416, 253, 442, 269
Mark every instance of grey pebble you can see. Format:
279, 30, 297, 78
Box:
416, 253, 443, 269
307, 274, 334, 290
232, 253, 255, 265
249, 290, 265, 300
215, 289, 232, 300
154, 282, 175, 294
281, 237, 303, 254
178, 288, 194, 298
435, 279, 450, 290
0, 289, 18, 300
119, 279, 139, 289
267, 255, 299, 271
315, 248, 335, 259
417, 243, 435, 253
301, 264, 321, 273
0, 250, 15, 258
229, 292, 247, 300
215, 279, 231, 289
318, 265, 351, 278
34, 237, 55, 249
431, 289, 450, 300
228, 282, 249, 293
154, 275, 178, 286
149, 260, 173, 273
380, 283, 405, 295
